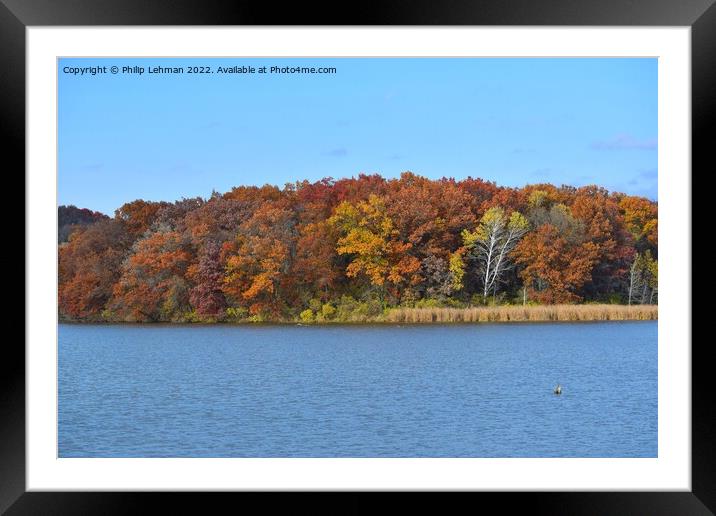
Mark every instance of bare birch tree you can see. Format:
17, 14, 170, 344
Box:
463, 207, 529, 301
628, 253, 641, 306
628, 251, 658, 305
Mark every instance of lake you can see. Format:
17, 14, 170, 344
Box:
58, 322, 657, 457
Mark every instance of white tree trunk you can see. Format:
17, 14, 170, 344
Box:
628, 257, 639, 306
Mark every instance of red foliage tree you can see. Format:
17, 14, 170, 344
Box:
58, 219, 132, 319
188, 240, 227, 317
514, 224, 599, 303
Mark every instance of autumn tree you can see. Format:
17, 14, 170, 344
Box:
448, 249, 467, 293
462, 206, 529, 301
514, 224, 599, 303
154, 197, 205, 233
58, 173, 658, 320
385, 173, 441, 252
328, 194, 421, 303
628, 250, 658, 305
58, 205, 108, 243
380, 173, 475, 300
456, 177, 500, 216
58, 219, 132, 320
114, 199, 169, 237
188, 240, 227, 316
292, 220, 341, 303
619, 195, 658, 253
294, 178, 342, 224
331, 174, 387, 204
571, 186, 633, 300
222, 204, 297, 317
110, 227, 193, 321
420, 255, 454, 299
183, 195, 253, 244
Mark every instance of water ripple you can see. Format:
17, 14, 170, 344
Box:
58, 322, 657, 458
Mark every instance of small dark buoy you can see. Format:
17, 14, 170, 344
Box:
553, 384, 562, 395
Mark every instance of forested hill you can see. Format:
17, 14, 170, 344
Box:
58, 172, 658, 323
58, 205, 108, 243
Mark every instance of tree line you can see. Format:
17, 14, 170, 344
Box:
58, 172, 658, 322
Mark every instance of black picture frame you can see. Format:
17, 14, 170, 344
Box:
5, 0, 711, 513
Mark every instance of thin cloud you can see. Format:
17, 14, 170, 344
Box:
197, 121, 221, 130
640, 168, 658, 180
575, 175, 595, 184
611, 178, 657, 201
626, 169, 658, 188
323, 148, 348, 157
618, 169, 658, 190
531, 168, 551, 178
591, 134, 657, 150
168, 163, 192, 173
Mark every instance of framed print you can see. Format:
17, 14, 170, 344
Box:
6, 0, 712, 513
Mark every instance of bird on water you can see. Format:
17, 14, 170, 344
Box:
554, 384, 562, 395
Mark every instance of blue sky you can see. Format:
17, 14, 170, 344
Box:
58, 58, 657, 215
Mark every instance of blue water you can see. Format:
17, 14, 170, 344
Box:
58, 322, 657, 457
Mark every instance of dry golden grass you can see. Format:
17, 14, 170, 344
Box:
384, 304, 658, 323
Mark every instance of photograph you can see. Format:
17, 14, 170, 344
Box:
1, 0, 708, 505
57, 56, 659, 459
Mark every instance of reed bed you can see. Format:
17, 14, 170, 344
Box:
384, 304, 658, 324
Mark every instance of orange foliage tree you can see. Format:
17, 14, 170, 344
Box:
110, 229, 193, 321
329, 194, 421, 303
514, 224, 599, 303
222, 204, 296, 317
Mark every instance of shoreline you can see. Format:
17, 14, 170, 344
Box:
60, 304, 657, 325
58, 320, 658, 328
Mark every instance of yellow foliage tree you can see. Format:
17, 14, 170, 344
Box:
328, 195, 421, 300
